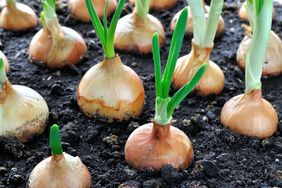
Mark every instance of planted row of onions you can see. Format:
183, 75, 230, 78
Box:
173, 0, 224, 96
221, 0, 278, 139
77, 0, 145, 122
28, 124, 91, 188
29, 0, 87, 69
126, 7, 207, 170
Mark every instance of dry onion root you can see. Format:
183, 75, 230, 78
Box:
0, 58, 49, 143
0, 51, 9, 73
239, 1, 275, 21
172, 0, 225, 96
29, 0, 87, 69
237, 25, 282, 76
221, 0, 278, 139
68, 0, 117, 22
0, 0, 37, 31
170, 5, 225, 37
115, 0, 165, 54
28, 125, 91, 188
129, 0, 177, 11
77, 0, 145, 122
125, 8, 207, 171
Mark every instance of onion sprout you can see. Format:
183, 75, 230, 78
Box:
135, 0, 151, 21
153, 7, 207, 125
245, 0, 272, 93
50, 124, 63, 156
86, 0, 125, 59
187, 0, 223, 47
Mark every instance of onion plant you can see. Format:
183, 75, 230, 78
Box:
28, 124, 91, 188
0, 0, 37, 31
172, 0, 224, 96
129, 0, 177, 11
221, 0, 278, 139
170, 0, 225, 37
0, 58, 49, 143
77, 0, 145, 122
68, 0, 117, 22
115, 0, 165, 54
239, 1, 275, 21
29, 0, 87, 68
0, 51, 9, 73
125, 8, 207, 171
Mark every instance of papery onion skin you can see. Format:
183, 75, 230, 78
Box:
125, 122, 193, 171
170, 6, 225, 37
29, 27, 87, 69
77, 55, 145, 122
28, 152, 91, 188
0, 3, 37, 31
0, 51, 10, 73
220, 90, 278, 139
239, 3, 275, 21
0, 81, 49, 143
129, 0, 177, 10
237, 30, 282, 76
115, 13, 165, 54
68, 0, 117, 22
172, 42, 224, 96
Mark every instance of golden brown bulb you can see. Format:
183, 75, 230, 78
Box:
77, 55, 145, 122
115, 13, 165, 54
172, 42, 224, 96
129, 0, 177, 11
221, 90, 278, 139
237, 27, 282, 76
68, 0, 117, 22
0, 2, 37, 31
125, 122, 193, 171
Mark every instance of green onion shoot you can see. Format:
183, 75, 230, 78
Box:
221, 0, 278, 139
114, 0, 165, 54
0, 0, 37, 31
28, 124, 91, 188
77, 0, 145, 122
29, 0, 87, 69
239, 1, 275, 21
125, 7, 207, 171
172, 0, 225, 96
0, 51, 9, 73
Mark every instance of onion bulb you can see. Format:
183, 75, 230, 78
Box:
125, 122, 193, 171
170, 5, 225, 37
172, 41, 224, 96
77, 55, 145, 122
29, 0, 87, 69
220, 90, 278, 138
115, 12, 165, 54
129, 0, 177, 10
28, 125, 91, 188
239, 2, 275, 21
0, 51, 9, 73
29, 26, 87, 69
68, 0, 117, 22
0, 1, 37, 31
0, 59, 49, 143
237, 26, 282, 76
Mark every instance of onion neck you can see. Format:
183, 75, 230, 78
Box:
135, 0, 150, 22
0, 59, 11, 103
51, 154, 64, 163
151, 121, 171, 140
190, 41, 212, 66
6, 0, 16, 8
102, 54, 122, 66
245, 89, 262, 100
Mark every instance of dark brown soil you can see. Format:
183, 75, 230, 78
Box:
1, 0, 282, 188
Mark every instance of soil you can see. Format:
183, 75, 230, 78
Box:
0, 0, 282, 188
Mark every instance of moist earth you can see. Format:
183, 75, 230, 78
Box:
0, 0, 282, 188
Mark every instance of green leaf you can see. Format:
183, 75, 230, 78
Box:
167, 64, 207, 117
152, 33, 163, 98
0, 58, 7, 88
162, 7, 188, 98
50, 124, 63, 156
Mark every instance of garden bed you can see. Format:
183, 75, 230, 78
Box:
0, 0, 282, 187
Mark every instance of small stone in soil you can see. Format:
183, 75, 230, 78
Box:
124, 166, 138, 180
118, 180, 141, 188
196, 160, 220, 177
142, 178, 166, 188
0, 167, 8, 175
161, 165, 183, 184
